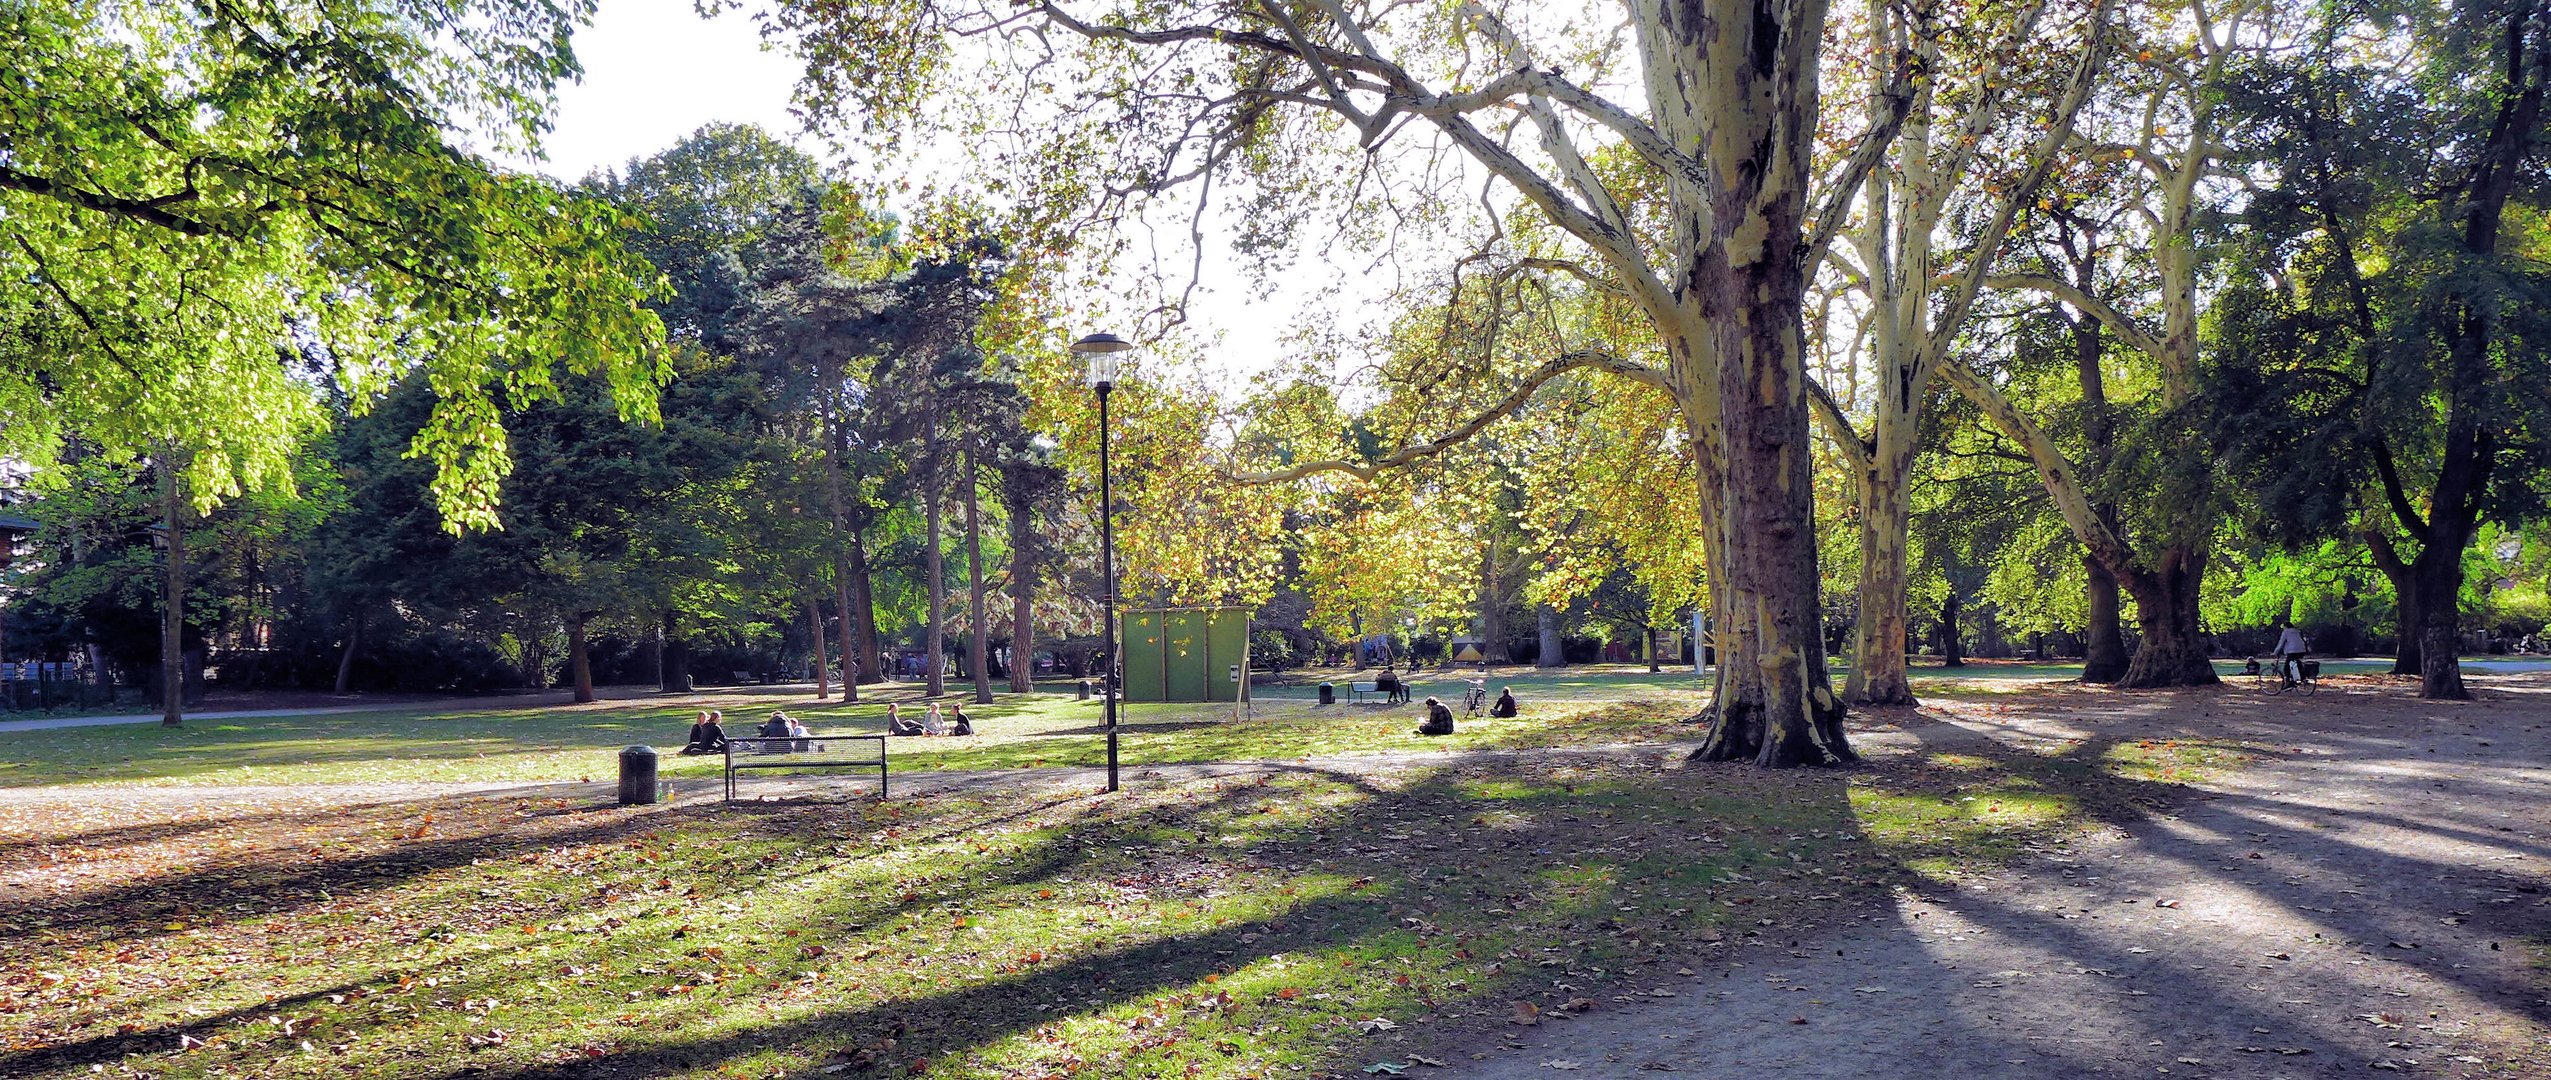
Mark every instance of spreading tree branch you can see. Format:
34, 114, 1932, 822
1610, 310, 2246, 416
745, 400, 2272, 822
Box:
1232, 349, 1674, 484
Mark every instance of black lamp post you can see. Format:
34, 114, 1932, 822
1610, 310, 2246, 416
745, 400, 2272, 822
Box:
1071, 331, 1131, 793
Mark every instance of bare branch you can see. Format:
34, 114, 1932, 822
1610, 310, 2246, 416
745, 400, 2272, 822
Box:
1982, 272, 2166, 363
1805, 374, 1872, 473
1232, 348, 1675, 484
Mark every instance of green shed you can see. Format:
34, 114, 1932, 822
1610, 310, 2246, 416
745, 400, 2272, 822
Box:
1119, 607, 1251, 703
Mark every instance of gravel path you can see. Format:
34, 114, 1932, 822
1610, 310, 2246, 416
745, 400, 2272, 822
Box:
1449, 674, 2551, 1080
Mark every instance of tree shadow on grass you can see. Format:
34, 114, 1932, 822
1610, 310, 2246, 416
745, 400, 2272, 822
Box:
11, 681, 2548, 1079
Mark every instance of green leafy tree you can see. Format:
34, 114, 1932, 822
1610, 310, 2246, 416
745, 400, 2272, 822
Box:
0, 0, 666, 528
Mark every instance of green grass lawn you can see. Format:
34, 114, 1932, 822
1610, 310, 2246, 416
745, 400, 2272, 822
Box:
0, 712, 2216, 1080
0, 671, 1716, 789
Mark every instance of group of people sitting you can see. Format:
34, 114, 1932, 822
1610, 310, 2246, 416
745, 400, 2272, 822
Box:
679, 709, 816, 755
885, 701, 973, 737
681, 701, 989, 753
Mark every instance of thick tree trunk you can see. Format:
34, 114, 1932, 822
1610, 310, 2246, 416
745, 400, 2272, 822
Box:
1847, 448, 1916, 705
1937, 590, 1965, 667
806, 599, 831, 699
1478, 540, 1512, 664
158, 459, 185, 726
568, 615, 596, 704
2410, 531, 2473, 699
847, 536, 881, 685
852, 574, 872, 699
2081, 558, 2130, 683
924, 460, 947, 699
1646, 1, 1849, 767
963, 443, 995, 705
333, 617, 361, 695
2116, 547, 2218, 687
1536, 605, 1563, 669
2392, 593, 2424, 675
1008, 480, 1038, 694
1645, 625, 1662, 674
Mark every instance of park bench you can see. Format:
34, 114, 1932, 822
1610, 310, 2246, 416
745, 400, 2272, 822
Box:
1349, 681, 1382, 703
723, 734, 889, 802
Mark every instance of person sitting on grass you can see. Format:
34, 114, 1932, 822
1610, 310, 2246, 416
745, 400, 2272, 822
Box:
1490, 686, 1518, 718
1417, 696, 1456, 736
759, 712, 792, 739
679, 711, 728, 755
885, 703, 926, 737
949, 703, 974, 737
923, 703, 948, 736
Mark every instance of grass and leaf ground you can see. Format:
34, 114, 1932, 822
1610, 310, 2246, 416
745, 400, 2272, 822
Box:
0, 699, 2223, 1080
0, 670, 1724, 790
0, 660, 2283, 790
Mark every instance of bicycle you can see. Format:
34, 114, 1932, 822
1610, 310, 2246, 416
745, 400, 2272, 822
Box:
1462, 679, 1488, 719
2246, 654, 2319, 695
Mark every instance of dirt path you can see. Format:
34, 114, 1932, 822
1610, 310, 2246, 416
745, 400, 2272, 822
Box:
1449, 675, 2551, 1080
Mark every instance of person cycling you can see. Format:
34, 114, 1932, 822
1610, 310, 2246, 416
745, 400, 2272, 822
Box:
2272, 622, 2310, 686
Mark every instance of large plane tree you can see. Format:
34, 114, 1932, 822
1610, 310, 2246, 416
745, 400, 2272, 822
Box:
762, 0, 1954, 765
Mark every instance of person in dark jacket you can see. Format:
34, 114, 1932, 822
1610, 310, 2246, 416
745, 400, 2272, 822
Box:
1417, 696, 1456, 736
885, 702, 926, 736
949, 704, 975, 737
679, 711, 729, 755
1375, 666, 1403, 705
1489, 687, 1518, 718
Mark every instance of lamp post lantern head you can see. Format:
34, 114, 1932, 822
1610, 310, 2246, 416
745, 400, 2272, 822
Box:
1070, 332, 1131, 390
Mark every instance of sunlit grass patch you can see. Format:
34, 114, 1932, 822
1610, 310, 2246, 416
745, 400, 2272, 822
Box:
1851, 784, 2082, 879
2098, 738, 2256, 783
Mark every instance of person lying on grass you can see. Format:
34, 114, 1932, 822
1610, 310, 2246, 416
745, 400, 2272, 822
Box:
885, 703, 926, 737
1417, 696, 1456, 737
679, 711, 728, 755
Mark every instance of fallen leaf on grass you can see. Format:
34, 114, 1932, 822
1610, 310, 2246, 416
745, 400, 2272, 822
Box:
1542, 1060, 1583, 1071
1357, 1017, 1398, 1034
1406, 1055, 1449, 1068
1511, 1001, 1541, 1026
1363, 1063, 1406, 1075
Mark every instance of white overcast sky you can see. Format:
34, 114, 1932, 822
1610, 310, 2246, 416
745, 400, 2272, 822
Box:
527, 0, 1381, 394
